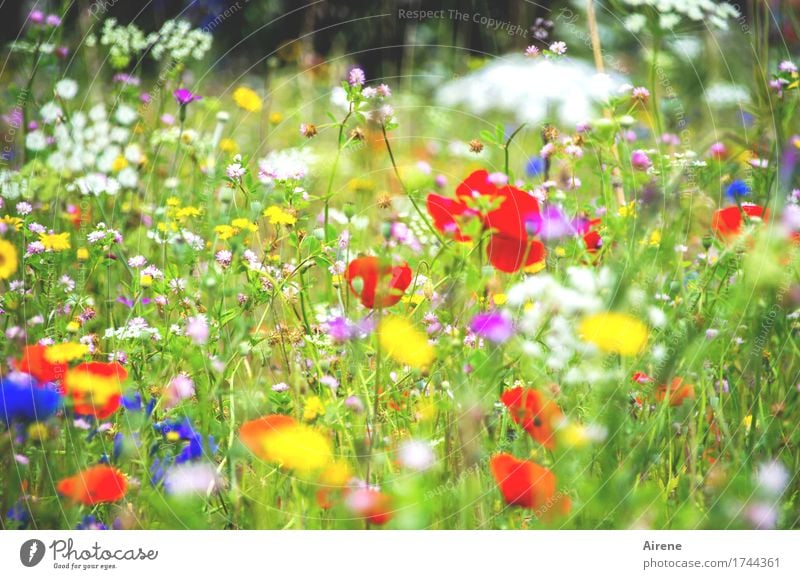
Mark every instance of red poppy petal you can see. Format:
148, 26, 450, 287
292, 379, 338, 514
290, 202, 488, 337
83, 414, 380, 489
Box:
486, 186, 540, 240
486, 235, 546, 273
455, 170, 493, 201
426, 194, 471, 241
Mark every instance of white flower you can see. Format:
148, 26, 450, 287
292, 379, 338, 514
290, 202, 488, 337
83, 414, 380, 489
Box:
114, 104, 137, 125
398, 440, 436, 472
25, 130, 47, 151
55, 78, 78, 100
39, 101, 62, 123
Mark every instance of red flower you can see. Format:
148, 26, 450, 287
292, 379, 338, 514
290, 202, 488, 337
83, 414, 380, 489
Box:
15, 344, 68, 383
426, 170, 546, 273
712, 204, 768, 238
239, 414, 296, 459
346, 488, 393, 525
63, 362, 128, 419
345, 256, 412, 308
576, 218, 603, 252
655, 377, 695, 407
500, 386, 561, 449
57, 465, 127, 505
490, 453, 569, 515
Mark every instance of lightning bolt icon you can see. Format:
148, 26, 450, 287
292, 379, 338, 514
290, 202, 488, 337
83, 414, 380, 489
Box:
28, 542, 38, 563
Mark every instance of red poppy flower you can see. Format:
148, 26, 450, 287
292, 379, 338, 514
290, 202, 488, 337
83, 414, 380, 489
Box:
655, 377, 695, 407
426, 170, 546, 273
712, 204, 768, 238
15, 344, 68, 383
63, 362, 128, 419
575, 218, 602, 252
500, 386, 561, 449
345, 488, 393, 525
57, 465, 127, 505
345, 256, 412, 308
490, 453, 569, 515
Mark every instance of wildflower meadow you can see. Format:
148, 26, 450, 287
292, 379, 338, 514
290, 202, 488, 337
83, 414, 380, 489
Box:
1, 0, 799, 533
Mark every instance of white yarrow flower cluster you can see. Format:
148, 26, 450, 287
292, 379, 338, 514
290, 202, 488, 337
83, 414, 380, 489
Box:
622, 0, 740, 32
147, 20, 212, 62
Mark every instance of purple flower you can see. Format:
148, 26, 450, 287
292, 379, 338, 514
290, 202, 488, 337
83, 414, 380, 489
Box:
29, 10, 45, 24
469, 311, 514, 344
46, 14, 62, 27
348, 68, 366, 87
173, 88, 201, 106
527, 205, 574, 240
185, 314, 209, 345
630, 149, 652, 171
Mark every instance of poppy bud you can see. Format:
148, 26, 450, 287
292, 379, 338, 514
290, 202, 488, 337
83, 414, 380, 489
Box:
702, 234, 713, 250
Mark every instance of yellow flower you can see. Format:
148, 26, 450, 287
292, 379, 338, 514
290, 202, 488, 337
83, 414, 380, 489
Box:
263, 206, 297, 226
524, 260, 546, 274
166, 197, 181, 207
76, 248, 89, 261
303, 395, 326, 422
111, 156, 128, 172
230, 218, 257, 232
492, 293, 507, 306
319, 461, 351, 486
39, 232, 71, 252
140, 274, 153, 288
262, 424, 332, 474
0, 239, 19, 280
214, 225, 236, 240
618, 202, 637, 218
648, 230, 661, 247
220, 138, 238, 153
579, 312, 648, 356
233, 86, 263, 112
28, 422, 49, 441
379, 316, 435, 369
175, 206, 202, 219
66, 321, 80, 333
45, 342, 89, 364
1, 215, 23, 231
269, 112, 283, 124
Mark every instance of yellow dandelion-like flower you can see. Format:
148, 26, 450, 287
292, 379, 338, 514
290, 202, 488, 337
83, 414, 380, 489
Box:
45, 342, 89, 364
262, 424, 332, 474
379, 316, 436, 369
231, 218, 257, 232
303, 395, 326, 422
648, 230, 662, 247
76, 248, 89, 261
28, 422, 49, 441
220, 138, 238, 153
111, 156, 128, 172
618, 202, 637, 218
214, 225, 236, 240
1, 215, 23, 231
233, 86, 263, 112
0, 239, 19, 280
166, 197, 181, 207
269, 112, 283, 124
175, 206, 202, 219
39, 232, 71, 252
263, 206, 297, 226
319, 461, 351, 487
492, 293, 508, 306
579, 312, 648, 356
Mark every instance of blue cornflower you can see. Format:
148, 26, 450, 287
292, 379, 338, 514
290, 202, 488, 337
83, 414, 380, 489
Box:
525, 156, 545, 177
726, 179, 750, 199
0, 372, 61, 426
